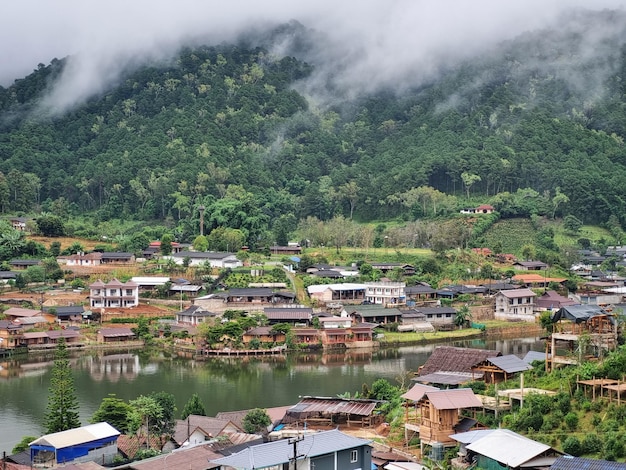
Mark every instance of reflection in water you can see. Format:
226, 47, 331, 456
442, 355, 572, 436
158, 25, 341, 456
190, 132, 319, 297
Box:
0, 336, 544, 454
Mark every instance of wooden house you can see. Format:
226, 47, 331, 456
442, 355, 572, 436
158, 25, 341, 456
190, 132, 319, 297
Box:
471, 355, 533, 384
242, 326, 286, 345
417, 388, 482, 450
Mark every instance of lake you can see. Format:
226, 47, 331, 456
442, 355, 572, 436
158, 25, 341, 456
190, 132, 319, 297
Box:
0, 336, 543, 454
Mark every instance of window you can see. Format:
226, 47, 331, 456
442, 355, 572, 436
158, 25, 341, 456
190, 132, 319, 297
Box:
350, 450, 358, 463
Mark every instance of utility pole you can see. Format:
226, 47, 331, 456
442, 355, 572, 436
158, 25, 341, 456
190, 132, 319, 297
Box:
289, 435, 304, 469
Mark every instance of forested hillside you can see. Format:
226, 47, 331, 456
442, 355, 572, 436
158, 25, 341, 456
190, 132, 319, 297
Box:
1, 10, 626, 247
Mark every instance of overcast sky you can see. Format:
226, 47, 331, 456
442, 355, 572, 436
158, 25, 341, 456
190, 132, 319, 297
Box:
1, 1, 625, 110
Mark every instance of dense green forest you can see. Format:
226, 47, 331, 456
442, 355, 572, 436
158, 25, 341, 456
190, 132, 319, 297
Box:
1, 11, 626, 248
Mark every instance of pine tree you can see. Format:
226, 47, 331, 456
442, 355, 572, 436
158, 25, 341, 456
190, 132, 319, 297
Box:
44, 338, 80, 433
180, 393, 207, 419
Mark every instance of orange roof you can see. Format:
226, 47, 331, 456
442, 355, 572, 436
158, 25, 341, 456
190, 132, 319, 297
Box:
513, 274, 566, 283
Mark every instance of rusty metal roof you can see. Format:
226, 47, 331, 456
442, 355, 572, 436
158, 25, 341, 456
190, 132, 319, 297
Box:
288, 396, 379, 416
424, 388, 482, 409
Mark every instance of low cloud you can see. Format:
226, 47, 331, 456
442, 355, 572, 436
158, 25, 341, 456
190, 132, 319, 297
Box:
1, 0, 624, 113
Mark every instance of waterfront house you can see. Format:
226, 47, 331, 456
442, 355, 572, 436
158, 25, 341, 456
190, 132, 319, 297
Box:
210, 428, 372, 470
416, 346, 500, 386
263, 306, 313, 325
242, 326, 286, 345
471, 355, 533, 384
176, 305, 218, 325
284, 396, 383, 428
29, 422, 120, 467
97, 327, 136, 343
348, 305, 403, 325
494, 288, 536, 321
0, 320, 24, 349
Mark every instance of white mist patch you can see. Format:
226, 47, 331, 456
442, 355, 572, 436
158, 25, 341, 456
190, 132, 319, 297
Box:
0, 0, 624, 113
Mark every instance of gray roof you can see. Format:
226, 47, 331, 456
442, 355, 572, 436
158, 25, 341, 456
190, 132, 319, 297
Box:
173, 251, 234, 259
485, 355, 534, 374
466, 429, 552, 468
523, 351, 549, 364
551, 456, 626, 470
211, 429, 370, 469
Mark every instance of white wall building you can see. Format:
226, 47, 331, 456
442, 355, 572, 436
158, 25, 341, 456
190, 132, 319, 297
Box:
365, 281, 406, 306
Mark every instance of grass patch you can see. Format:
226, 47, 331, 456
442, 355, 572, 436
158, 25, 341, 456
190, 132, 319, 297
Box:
377, 328, 483, 344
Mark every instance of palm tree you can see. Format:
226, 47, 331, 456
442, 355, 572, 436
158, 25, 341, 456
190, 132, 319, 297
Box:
454, 305, 472, 329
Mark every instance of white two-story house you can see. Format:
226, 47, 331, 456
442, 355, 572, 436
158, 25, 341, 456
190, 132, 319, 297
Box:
90, 279, 139, 309
364, 281, 405, 306
495, 288, 536, 321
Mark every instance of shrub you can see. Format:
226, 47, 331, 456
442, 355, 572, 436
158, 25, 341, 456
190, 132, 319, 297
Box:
564, 412, 579, 431
562, 436, 582, 456
582, 433, 603, 455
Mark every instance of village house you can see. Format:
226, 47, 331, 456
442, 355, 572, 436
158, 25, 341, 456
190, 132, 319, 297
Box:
263, 306, 313, 325
306, 283, 367, 304
292, 327, 320, 346
0, 320, 24, 349
534, 290, 576, 311
460, 204, 495, 214
415, 346, 501, 386
415, 388, 483, 452
43, 306, 89, 323
269, 244, 303, 255
349, 305, 403, 325
172, 415, 246, 447
100, 252, 135, 264
96, 327, 137, 343
451, 428, 562, 470
364, 281, 406, 306
211, 429, 372, 470
176, 305, 218, 325
471, 355, 533, 384
89, 279, 139, 309
62, 252, 102, 267
165, 250, 241, 268
494, 288, 536, 321
29, 422, 120, 467
9, 258, 40, 270
370, 263, 416, 276
242, 326, 286, 345
513, 260, 548, 271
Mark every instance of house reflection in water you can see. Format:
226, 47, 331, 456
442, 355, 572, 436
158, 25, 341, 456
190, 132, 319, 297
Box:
87, 354, 141, 382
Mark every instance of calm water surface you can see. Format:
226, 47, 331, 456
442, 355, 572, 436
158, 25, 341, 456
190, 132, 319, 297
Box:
0, 336, 542, 453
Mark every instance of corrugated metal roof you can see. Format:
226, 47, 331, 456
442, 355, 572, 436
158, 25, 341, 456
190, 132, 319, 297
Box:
424, 388, 482, 409
414, 371, 481, 385
487, 355, 534, 373
551, 456, 626, 470
450, 429, 495, 445
288, 397, 379, 417
30, 422, 119, 449
523, 351, 549, 364
498, 288, 536, 298
466, 429, 551, 468
401, 384, 439, 402
211, 429, 370, 469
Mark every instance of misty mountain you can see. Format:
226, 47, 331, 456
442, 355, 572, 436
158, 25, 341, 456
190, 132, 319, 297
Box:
0, 10, 626, 243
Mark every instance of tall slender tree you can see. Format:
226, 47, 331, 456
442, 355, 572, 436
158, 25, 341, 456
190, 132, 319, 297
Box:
180, 393, 207, 419
44, 338, 80, 433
